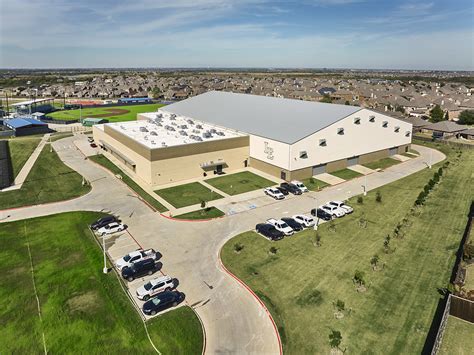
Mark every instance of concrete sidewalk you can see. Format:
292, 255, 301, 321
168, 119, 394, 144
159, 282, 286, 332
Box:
313, 172, 346, 185
1, 133, 51, 192
348, 164, 375, 175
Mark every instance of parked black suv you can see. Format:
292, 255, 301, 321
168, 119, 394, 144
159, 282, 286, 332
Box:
280, 182, 302, 195
143, 291, 185, 316
311, 208, 333, 221
122, 259, 157, 282
281, 217, 304, 232
91, 215, 120, 230
255, 223, 284, 241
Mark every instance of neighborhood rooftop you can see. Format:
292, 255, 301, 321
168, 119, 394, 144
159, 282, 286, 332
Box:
161, 91, 363, 144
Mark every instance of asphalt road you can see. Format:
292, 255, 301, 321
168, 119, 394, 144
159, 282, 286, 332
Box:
0, 136, 445, 354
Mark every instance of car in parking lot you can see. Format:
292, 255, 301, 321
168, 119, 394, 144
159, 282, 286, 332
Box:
136, 275, 175, 301
328, 200, 354, 214
121, 258, 158, 282
143, 290, 185, 316
115, 248, 160, 271
280, 182, 302, 195
267, 218, 294, 236
264, 187, 285, 200
291, 180, 309, 193
275, 186, 289, 196
320, 204, 346, 218
311, 208, 333, 221
97, 222, 127, 236
255, 223, 284, 241
281, 217, 304, 232
291, 214, 315, 228
90, 215, 120, 230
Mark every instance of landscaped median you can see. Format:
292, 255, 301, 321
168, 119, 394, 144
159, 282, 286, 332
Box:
221, 143, 473, 353
329, 168, 364, 180
89, 154, 168, 212
155, 182, 223, 209
0, 212, 203, 353
205, 171, 276, 195
0, 146, 91, 210
362, 157, 401, 170
173, 206, 225, 220
7, 137, 41, 178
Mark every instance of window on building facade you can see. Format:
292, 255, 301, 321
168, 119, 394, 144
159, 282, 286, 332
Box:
299, 151, 308, 159
319, 139, 327, 146
337, 128, 344, 135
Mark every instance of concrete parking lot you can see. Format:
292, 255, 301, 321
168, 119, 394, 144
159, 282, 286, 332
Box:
0, 135, 446, 355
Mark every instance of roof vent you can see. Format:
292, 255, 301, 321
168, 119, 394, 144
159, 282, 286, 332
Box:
405, 131, 411, 137
337, 128, 344, 135
319, 139, 327, 147
382, 121, 388, 128
354, 117, 361, 125
394, 126, 400, 133
369, 115, 375, 122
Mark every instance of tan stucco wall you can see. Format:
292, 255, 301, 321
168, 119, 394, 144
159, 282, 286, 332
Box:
94, 125, 250, 186
358, 148, 390, 164
288, 167, 312, 181
150, 146, 249, 186
326, 158, 348, 173
249, 157, 288, 180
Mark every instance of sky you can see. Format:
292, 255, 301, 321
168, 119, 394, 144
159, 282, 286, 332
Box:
0, 0, 473, 70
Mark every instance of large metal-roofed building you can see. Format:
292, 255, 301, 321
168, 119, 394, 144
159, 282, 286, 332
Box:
93, 91, 412, 186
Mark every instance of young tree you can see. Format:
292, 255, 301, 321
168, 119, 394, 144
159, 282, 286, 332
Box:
375, 191, 382, 203
429, 105, 445, 123
458, 110, 474, 125
370, 255, 379, 270
353, 270, 365, 286
329, 330, 342, 349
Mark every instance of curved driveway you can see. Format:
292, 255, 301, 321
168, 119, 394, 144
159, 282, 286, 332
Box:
0, 137, 445, 354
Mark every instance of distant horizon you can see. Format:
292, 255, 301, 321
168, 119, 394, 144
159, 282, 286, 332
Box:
1, 66, 473, 73
1, 1, 473, 70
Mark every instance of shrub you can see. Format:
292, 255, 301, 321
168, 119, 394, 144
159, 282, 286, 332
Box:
329, 330, 342, 349
335, 299, 345, 311
269, 246, 278, 255
296, 288, 323, 306
375, 191, 382, 203
310, 177, 315, 184
357, 196, 364, 204
200, 200, 206, 208
234, 243, 244, 252
353, 270, 365, 286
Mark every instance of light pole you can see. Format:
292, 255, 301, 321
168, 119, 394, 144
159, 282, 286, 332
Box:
362, 175, 367, 196
429, 150, 432, 169
102, 235, 108, 274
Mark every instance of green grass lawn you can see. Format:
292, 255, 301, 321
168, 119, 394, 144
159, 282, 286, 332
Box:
464, 264, 474, 291
363, 157, 401, 170
438, 316, 474, 355
205, 171, 276, 195
330, 168, 363, 180
221, 144, 473, 353
155, 182, 223, 209
48, 104, 164, 122
89, 154, 167, 212
0, 212, 203, 353
302, 177, 329, 191
174, 206, 225, 220
8, 137, 41, 178
0, 146, 91, 209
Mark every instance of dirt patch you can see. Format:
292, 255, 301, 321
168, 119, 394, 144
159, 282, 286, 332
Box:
88, 108, 130, 118
67, 291, 100, 314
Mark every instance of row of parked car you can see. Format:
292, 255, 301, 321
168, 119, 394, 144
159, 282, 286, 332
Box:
90, 215, 184, 316
255, 200, 354, 241
264, 180, 309, 200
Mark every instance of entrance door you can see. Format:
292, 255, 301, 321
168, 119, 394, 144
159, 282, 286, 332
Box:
280, 171, 287, 180
312, 164, 326, 175
216, 165, 223, 174
347, 156, 359, 166
389, 147, 397, 156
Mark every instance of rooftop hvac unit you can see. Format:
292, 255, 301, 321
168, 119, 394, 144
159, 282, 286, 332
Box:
187, 119, 194, 124
156, 113, 163, 118
196, 124, 203, 129
139, 127, 149, 132
165, 125, 175, 131
150, 131, 158, 136
210, 128, 217, 134
192, 129, 200, 134
203, 132, 212, 139
180, 125, 188, 129
161, 142, 167, 147
179, 130, 188, 136
171, 121, 177, 126
194, 136, 203, 142
216, 131, 225, 136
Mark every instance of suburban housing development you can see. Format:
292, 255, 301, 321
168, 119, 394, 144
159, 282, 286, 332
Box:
93, 91, 412, 186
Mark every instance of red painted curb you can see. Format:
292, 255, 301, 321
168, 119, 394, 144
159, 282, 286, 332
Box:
159, 213, 225, 222
218, 251, 283, 355
125, 229, 144, 249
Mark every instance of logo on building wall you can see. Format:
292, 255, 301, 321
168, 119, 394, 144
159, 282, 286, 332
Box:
264, 141, 274, 160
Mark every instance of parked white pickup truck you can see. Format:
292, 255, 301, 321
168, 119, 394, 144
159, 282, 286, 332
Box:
266, 218, 294, 236
115, 248, 159, 271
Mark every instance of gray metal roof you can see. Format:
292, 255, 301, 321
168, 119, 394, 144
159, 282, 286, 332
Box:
162, 91, 362, 144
